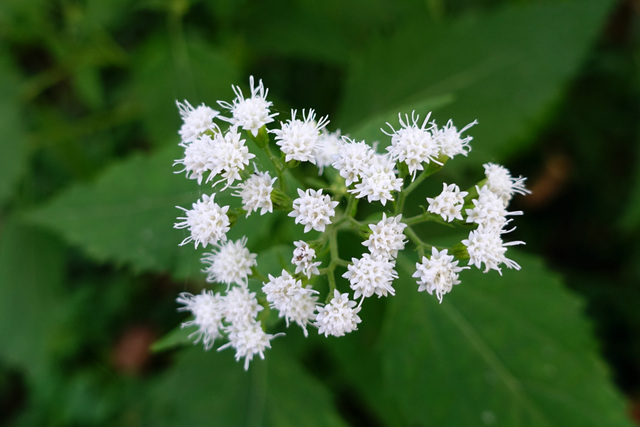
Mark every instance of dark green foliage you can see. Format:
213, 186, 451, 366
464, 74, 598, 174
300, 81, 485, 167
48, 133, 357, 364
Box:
0, 0, 637, 425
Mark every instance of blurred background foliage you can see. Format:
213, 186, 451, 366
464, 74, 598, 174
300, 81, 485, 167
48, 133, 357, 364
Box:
0, 0, 639, 425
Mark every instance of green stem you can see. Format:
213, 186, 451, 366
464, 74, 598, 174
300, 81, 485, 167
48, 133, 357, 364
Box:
395, 160, 446, 215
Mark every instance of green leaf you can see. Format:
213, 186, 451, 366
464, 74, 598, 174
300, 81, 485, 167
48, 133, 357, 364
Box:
338, 0, 615, 163
144, 346, 346, 426
131, 33, 238, 147
0, 50, 29, 207
26, 142, 288, 279
374, 251, 632, 426
26, 144, 201, 277
151, 324, 196, 353
0, 218, 65, 375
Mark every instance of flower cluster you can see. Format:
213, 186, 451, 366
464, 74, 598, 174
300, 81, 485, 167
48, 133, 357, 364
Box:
172, 77, 529, 369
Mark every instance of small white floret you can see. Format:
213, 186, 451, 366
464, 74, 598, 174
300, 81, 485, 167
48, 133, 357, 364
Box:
291, 241, 321, 278
218, 76, 278, 137
383, 111, 440, 180
413, 247, 469, 303
174, 194, 230, 249
362, 213, 407, 259
271, 109, 329, 163
176, 290, 225, 350
315, 290, 362, 337
289, 188, 339, 233
427, 183, 468, 222
343, 253, 398, 300
234, 166, 277, 216
201, 237, 257, 287
176, 100, 220, 144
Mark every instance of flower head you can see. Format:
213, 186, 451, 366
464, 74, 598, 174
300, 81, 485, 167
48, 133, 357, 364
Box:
177, 290, 225, 350
207, 127, 255, 189
383, 111, 440, 179
219, 320, 280, 370
174, 133, 217, 184
291, 241, 321, 278
174, 194, 230, 249
222, 285, 263, 326
413, 248, 469, 303
234, 166, 276, 216
362, 213, 407, 259
343, 253, 398, 300
202, 237, 257, 287
432, 118, 476, 159
262, 270, 319, 336
218, 76, 277, 137
289, 188, 339, 233
333, 138, 376, 186
176, 100, 220, 144
461, 227, 524, 274
349, 153, 403, 205
483, 163, 531, 206
272, 109, 329, 163
427, 183, 468, 222
466, 185, 522, 232
315, 130, 344, 174
315, 290, 362, 337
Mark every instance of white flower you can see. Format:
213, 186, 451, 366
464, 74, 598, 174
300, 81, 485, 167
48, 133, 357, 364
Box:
234, 166, 276, 216
350, 153, 403, 205
427, 183, 468, 222
362, 213, 407, 259
466, 185, 522, 231
207, 127, 255, 189
218, 76, 278, 137
222, 285, 263, 326
343, 253, 398, 300
432, 118, 476, 159
461, 227, 524, 274
175, 194, 230, 249
291, 241, 321, 278
174, 133, 217, 184
332, 137, 376, 186
202, 237, 257, 287
176, 100, 220, 144
271, 109, 329, 163
218, 320, 280, 371
262, 270, 319, 336
483, 163, 531, 206
315, 290, 361, 337
383, 111, 440, 179
315, 130, 344, 174
413, 248, 469, 303
289, 188, 339, 233
176, 290, 225, 350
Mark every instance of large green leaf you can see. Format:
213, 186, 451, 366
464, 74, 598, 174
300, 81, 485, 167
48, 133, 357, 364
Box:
26, 145, 201, 277
131, 33, 238, 148
144, 346, 347, 426
26, 143, 281, 279
0, 50, 29, 207
365, 251, 631, 426
338, 0, 615, 163
0, 218, 65, 376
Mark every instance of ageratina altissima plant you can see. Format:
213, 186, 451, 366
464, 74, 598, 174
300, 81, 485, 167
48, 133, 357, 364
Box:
173, 77, 531, 370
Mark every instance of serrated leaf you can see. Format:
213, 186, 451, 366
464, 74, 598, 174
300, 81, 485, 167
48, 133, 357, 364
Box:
144, 346, 346, 426
372, 251, 632, 426
26, 144, 201, 277
26, 142, 290, 279
338, 0, 615, 164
